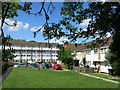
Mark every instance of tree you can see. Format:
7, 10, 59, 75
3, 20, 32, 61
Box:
39, 2, 119, 44
38, 2, 119, 75
105, 31, 120, 75
82, 57, 86, 67
57, 45, 75, 68
1, 2, 32, 63
2, 35, 15, 62
1, 2, 32, 37
2, 35, 15, 73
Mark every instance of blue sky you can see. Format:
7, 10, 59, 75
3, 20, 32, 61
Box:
3, 2, 93, 44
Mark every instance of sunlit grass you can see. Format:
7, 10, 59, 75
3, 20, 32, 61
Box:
2, 67, 118, 88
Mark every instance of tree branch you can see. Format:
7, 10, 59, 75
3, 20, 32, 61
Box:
1, 3, 10, 38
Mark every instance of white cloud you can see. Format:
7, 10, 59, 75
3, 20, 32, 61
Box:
23, 23, 29, 30
50, 37, 70, 44
30, 26, 44, 32
3, 19, 29, 31
8, 21, 23, 31
82, 28, 87, 31
79, 19, 91, 27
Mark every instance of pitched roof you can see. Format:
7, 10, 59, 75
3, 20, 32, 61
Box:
8, 41, 59, 47
8, 37, 112, 50
65, 37, 112, 51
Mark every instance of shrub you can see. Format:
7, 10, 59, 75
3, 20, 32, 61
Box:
20, 60, 22, 63
82, 57, 86, 67
2, 61, 9, 74
24, 61, 28, 65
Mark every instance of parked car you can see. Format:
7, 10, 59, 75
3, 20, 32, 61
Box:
42, 62, 49, 69
47, 63, 52, 68
13, 63, 27, 67
52, 64, 62, 70
29, 63, 37, 68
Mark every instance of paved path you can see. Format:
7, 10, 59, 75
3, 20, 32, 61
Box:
63, 69, 119, 84
0, 67, 13, 85
79, 72, 120, 84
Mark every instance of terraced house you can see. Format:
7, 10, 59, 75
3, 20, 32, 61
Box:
64, 37, 112, 73
0, 37, 112, 73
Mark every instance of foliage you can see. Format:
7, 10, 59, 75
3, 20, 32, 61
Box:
20, 60, 22, 63
1, 2, 32, 64
1, 2, 32, 37
2, 2, 32, 19
82, 57, 86, 67
2, 35, 15, 61
62, 65, 68, 69
24, 61, 28, 65
105, 33, 120, 76
40, 2, 120, 46
57, 45, 75, 68
103, 60, 110, 67
2, 61, 9, 74
28, 40, 37, 42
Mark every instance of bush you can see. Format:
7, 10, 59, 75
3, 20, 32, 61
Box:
24, 61, 28, 65
20, 60, 22, 63
82, 57, 86, 67
80, 67, 83, 72
62, 65, 68, 69
2, 61, 9, 74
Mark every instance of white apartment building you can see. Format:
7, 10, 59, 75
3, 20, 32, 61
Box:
0, 41, 59, 63
1, 37, 112, 73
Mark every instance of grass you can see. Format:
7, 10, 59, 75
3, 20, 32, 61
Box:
89, 73, 120, 82
2, 67, 119, 88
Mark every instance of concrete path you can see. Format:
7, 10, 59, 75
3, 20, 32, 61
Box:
79, 72, 120, 84
0, 67, 13, 85
63, 69, 119, 84
63, 69, 70, 71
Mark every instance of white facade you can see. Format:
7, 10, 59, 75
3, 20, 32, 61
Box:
0, 45, 59, 63
75, 46, 112, 73
1, 40, 112, 73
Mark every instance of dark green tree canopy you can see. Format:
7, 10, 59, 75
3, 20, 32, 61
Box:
39, 2, 120, 46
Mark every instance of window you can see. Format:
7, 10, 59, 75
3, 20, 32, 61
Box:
22, 50, 26, 53
100, 48, 106, 54
37, 51, 40, 52
22, 46, 26, 47
86, 50, 91, 55
52, 51, 55, 53
27, 46, 31, 48
36, 46, 40, 48
87, 61, 91, 67
94, 49, 98, 54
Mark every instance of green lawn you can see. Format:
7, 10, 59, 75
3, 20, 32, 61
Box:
2, 67, 118, 88
89, 73, 120, 82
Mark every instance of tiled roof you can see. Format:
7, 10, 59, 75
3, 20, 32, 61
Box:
8, 37, 112, 50
65, 37, 112, 51
8, 41, 59, 47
